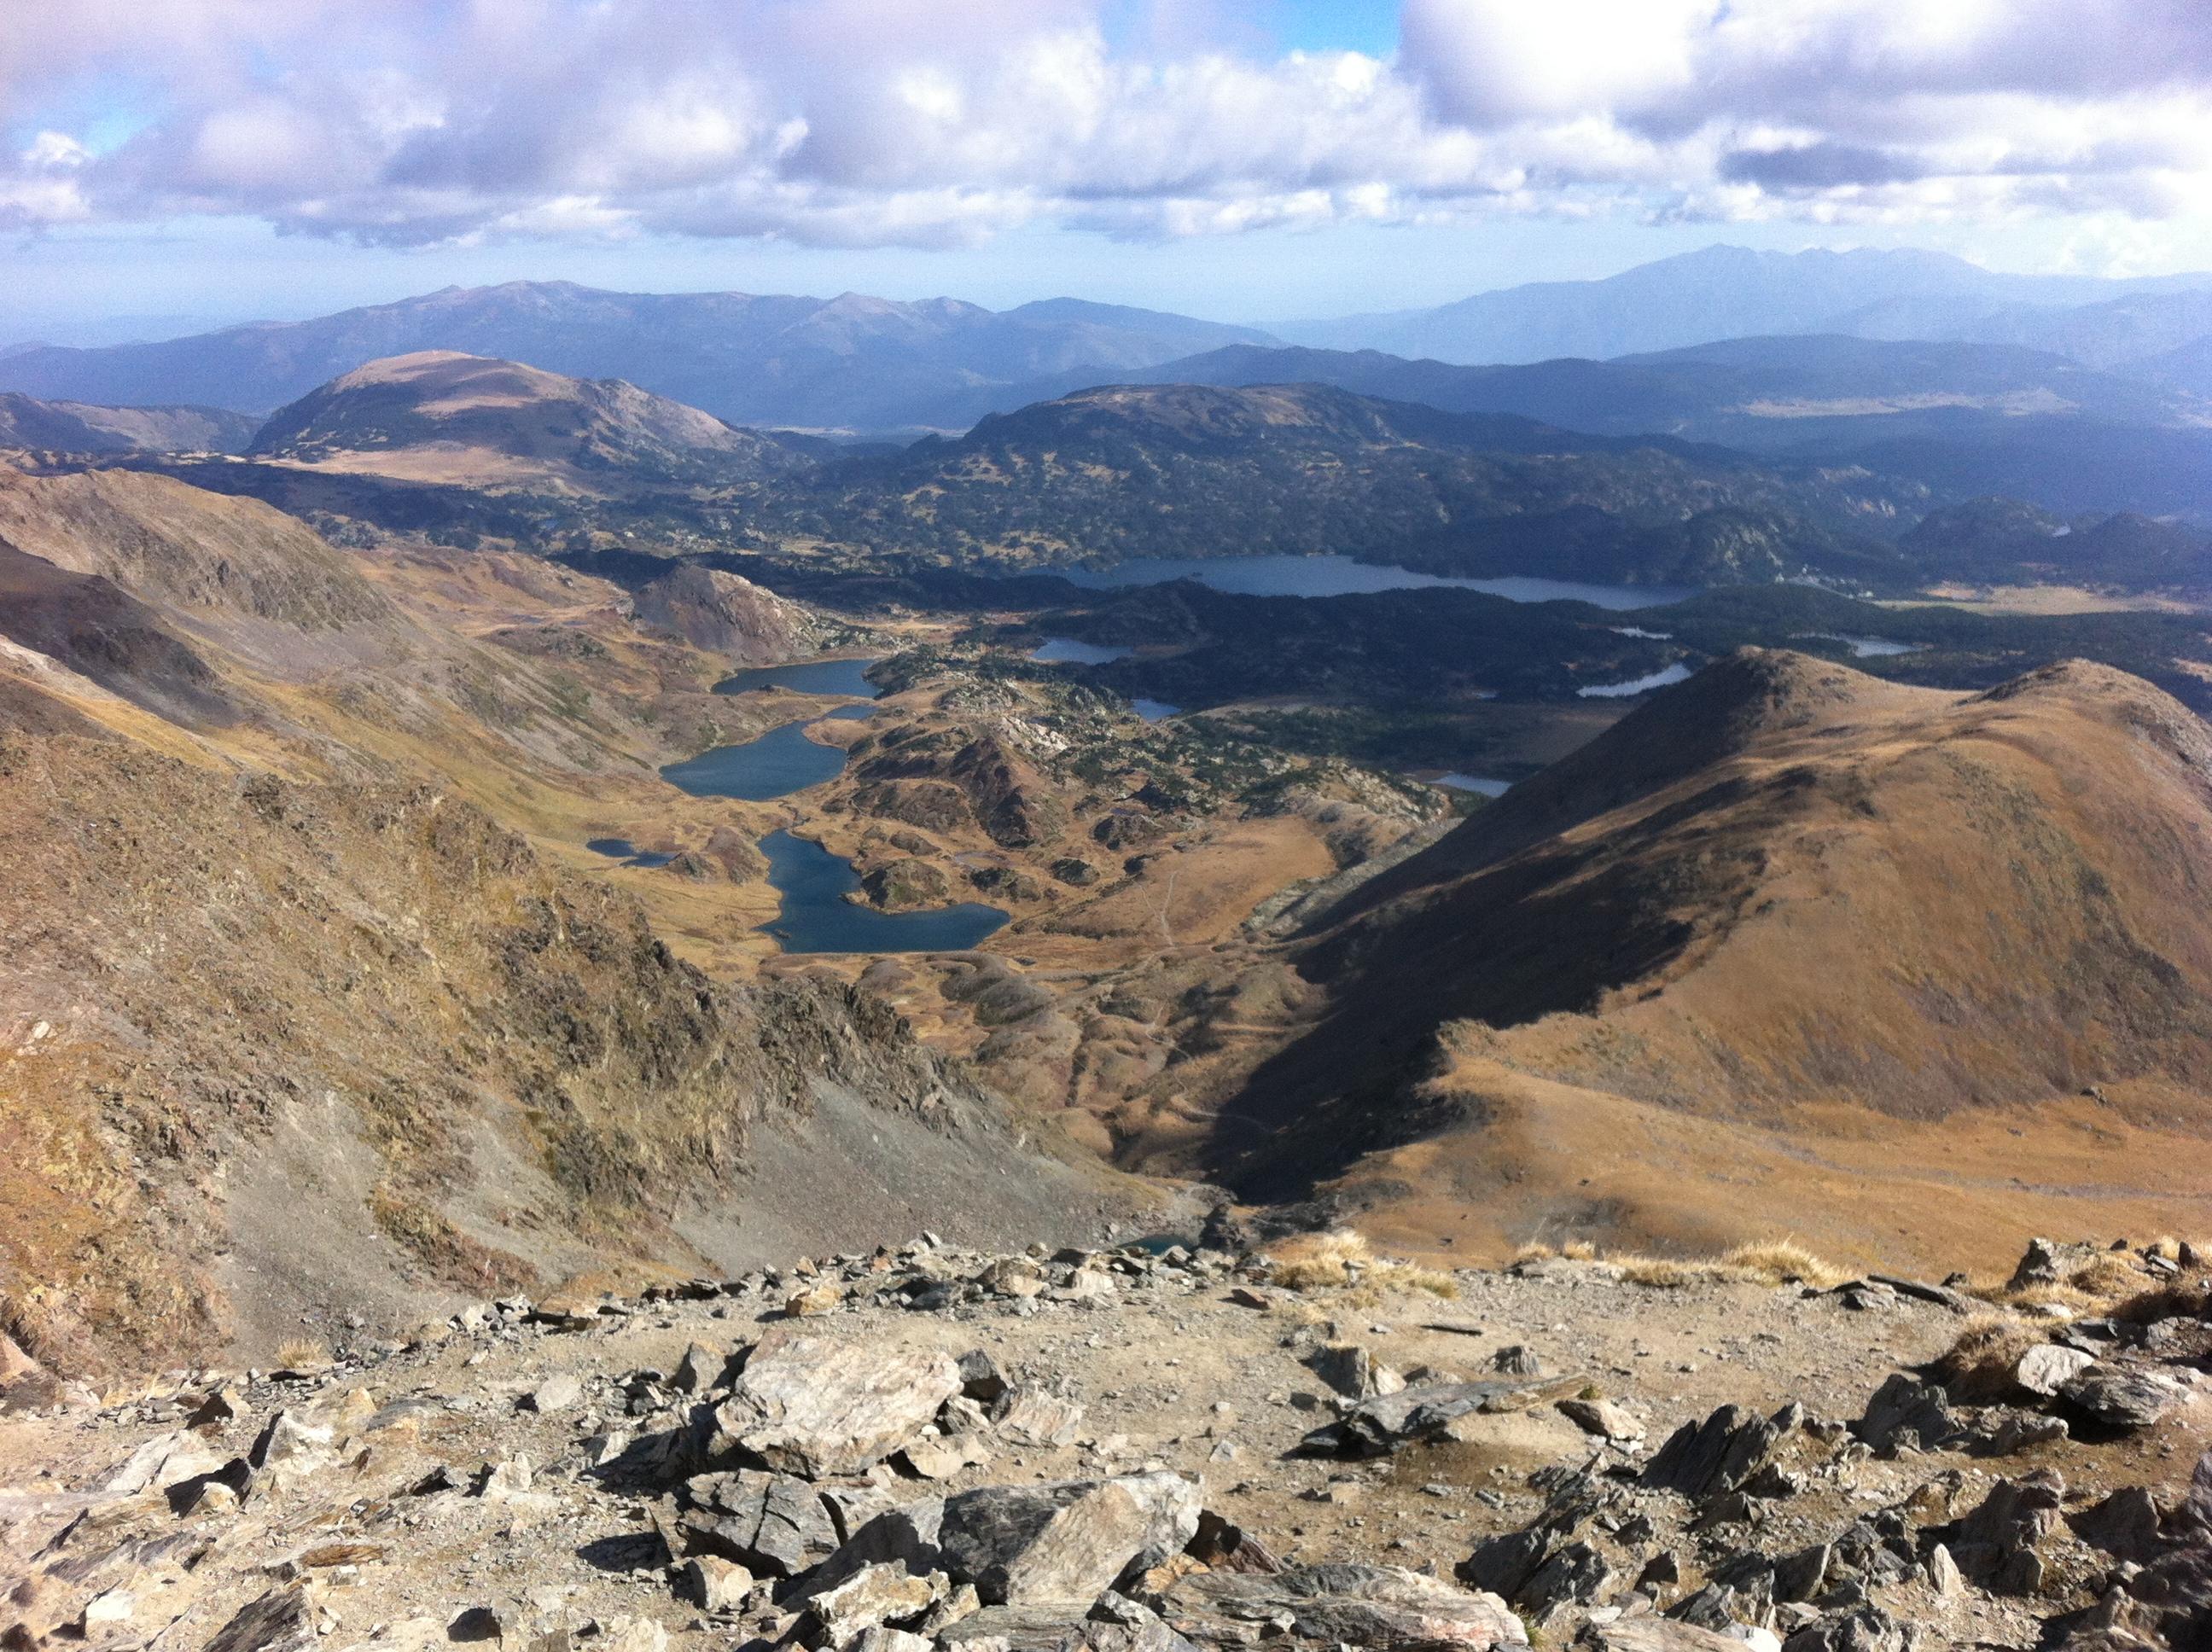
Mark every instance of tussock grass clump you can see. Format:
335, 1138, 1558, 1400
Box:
1267, 1230, 1371, 1290
1589, 1237, 1849, 1292
1263, 1230, 1460, 1301
2067, 1254, 2148, 1299
1932, 1315, 2042, 1401
1720, 1240, 1851, 1288
2111, 1280, 2211, 1325
275, 1336, 330, 1370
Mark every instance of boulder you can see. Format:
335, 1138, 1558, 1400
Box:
103, 1430, 226, 1494
806, 1562, 952, 1644
524, 1373, 582, 1414
1161, 1563, 1527, 1650
678, 1555, 756, 1613
1303, 1345, 1402, 1400
1557, 1399, 1641, 1441
934, 1474, 1202, 1606
1583, 1622, 1747, 1651
702, 1335, 962, 1478
2013, 1345, 2096, 1398
673, 1341, 740, 1395
997, 1391, 1086, 1448
1851, 1375, 1964, 1456
681, 1469, 841, 1577
1642, 1405, 1786, 1498
1935, 1469, 2064, 1596
1296, 1380, 1561, 1457
2058, 1365, 2192, 1430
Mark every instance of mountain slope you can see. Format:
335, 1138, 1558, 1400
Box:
1197, 650, 2212, 1262
247, 351, 806, 489
1284, 244, 2212, 364
0, 281, 1277, 433
0, 465, 1120, 1370
1109, 338, 2212, 526
0, 393, 258, 454
801, 381, 1920, 587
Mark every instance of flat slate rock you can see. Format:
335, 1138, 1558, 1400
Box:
1295, 1381, 1562, 1457
2058, 1365, 2193, 1430
1162, 1562, 1527, 1650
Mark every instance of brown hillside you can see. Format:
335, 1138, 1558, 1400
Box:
0, 468, 1126, 1373
246, 350, 804, 490
1202, 649, 2212, 1269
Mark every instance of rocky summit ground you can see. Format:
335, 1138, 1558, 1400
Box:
3, 1229, 2208, 1652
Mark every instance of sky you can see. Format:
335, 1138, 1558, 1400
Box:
5, 0, 2212, 342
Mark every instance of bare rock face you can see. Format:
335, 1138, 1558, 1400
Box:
702, 1335, 963, 1479
1160, 1562, 1528, 1650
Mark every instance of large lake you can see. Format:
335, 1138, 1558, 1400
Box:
661, 720, 849, 799
758, 829, 1009, 954
713, 656, 884, 698
1052, 555, 1694, 611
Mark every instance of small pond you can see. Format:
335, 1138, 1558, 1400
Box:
713, 656, 884, 698
1031, 637, 1134, 665
661, 721, 849, 800
586, 837, 675, 868
757, 829, 1010, 954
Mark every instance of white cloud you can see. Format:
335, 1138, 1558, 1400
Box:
0, 0, 2206, 248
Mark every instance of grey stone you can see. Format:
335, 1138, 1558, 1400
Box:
1161, 1562, 1527, 1650
2013, 1344, 2096, 1397
1643, 1405, 1784, 1498
682, 1469, 839, 1577
702, 1335, 962, 1478
2059, 1364, 2192, 1430
934, 1473, 1202, 1606
204, 1586, 317, 1652
1852, 1375, 1964, 1456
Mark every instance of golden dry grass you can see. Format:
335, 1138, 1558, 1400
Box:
1550, 1237, 1850, 1291
2067, 1253, 2149, 1298
275, 1336, 330, 1370
1932, 1316, 2043, 1401
1262, 1229, 1460, 1301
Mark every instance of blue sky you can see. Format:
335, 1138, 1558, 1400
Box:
5, 1, 2211, 342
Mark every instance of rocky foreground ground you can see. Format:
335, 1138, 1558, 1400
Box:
2, 1234, 2207, 1652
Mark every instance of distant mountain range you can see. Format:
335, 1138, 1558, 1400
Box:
1281, 244, 2212, 366
0, 282, 1277, 433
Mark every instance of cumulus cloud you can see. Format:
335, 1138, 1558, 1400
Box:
0, 0, 2206, 247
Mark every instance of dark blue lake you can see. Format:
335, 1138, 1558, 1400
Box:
1032, 637, 1133, 665
586, 837, 676, 868
758, 829, 1009, 954
713, 656, 884, 698
1131, 698, 1179, 722
1052, 555, 1694, 611
661, 721, 849, 799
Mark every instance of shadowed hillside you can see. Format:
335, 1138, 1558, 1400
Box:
1200, 650, 2212, 1265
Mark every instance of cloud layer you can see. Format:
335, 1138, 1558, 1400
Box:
4, 0, 2209, 248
